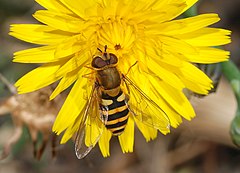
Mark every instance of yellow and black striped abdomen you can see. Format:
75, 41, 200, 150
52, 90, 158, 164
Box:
100, 90, 129, 136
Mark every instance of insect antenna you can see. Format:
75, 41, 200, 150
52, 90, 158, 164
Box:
104, 45, 108, 52
97, 48, 102, 53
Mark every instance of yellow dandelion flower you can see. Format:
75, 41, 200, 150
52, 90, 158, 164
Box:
10, 0, 231, 158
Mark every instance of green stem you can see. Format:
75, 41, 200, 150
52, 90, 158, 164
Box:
222, 61, 240, 107
222, 61, 240, 146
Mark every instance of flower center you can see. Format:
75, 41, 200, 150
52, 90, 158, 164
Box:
96, 19, 137, 54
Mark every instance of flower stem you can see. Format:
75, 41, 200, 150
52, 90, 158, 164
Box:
222, 61, 240, 146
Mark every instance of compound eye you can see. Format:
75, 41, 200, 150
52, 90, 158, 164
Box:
109, 53, 118, 65
92, 56, 107, 68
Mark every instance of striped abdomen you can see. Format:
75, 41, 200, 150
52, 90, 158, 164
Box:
100, 90, 129, 136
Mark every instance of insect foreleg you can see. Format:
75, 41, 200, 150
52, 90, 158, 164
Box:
125, 61, 138, 76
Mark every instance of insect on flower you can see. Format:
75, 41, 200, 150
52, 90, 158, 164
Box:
75, 46, 170, 159
10, 0, 231, 157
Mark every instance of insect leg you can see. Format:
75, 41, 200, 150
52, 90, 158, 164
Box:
125, 61, 138, 76
82, 72, 95, 79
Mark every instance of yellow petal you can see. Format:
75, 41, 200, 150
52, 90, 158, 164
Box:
9, 24, 72, 45
181, 78, 211, 95
60, 100, 97, 144
54, 35, 87, 59
148, 57, 185, 91
178, 62, 213, 94
54, 55, 88, 78
118, 117, 134, 153
149, 76, 195, 120
85, 116, 103, 147
159, 35, 198, 55
13, 46, 57, 63
133, 114, 158, 142
33, 10, 85, 33
52, 71, 88, 134
177, 28, 231, 46
147, 90, 183, 128
181, 0, 198, 14
147, 14, 220, 35
116, 0, 135, 20
146, 0, 187, 23
129, 70, 183, 128
59, 0, 97, 19
185, 47, 230, 63
36, 0, 74, 14
149, 0, 196, 21
98, 128, 112, 157
60, 84, 97, 144
15, 62, 63, 93
50, 69, 79, 100
136, 40, 184, 68
60, 116, 80, 144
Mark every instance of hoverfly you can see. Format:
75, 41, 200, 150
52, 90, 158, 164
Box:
75, 45, 170, 159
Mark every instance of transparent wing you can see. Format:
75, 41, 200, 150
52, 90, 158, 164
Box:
75, 85, 104, 159
123, 75, 170, 133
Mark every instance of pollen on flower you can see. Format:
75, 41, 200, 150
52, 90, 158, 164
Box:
10, 0, 231, 158
115, 44, 122, 50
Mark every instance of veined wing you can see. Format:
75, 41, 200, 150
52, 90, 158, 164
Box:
122, 75, 170, 133
75, 85, 104, 159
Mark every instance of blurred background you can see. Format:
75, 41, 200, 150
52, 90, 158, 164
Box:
0, 0, 240, 173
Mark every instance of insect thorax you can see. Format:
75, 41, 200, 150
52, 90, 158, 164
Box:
96, 67, 121, 90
